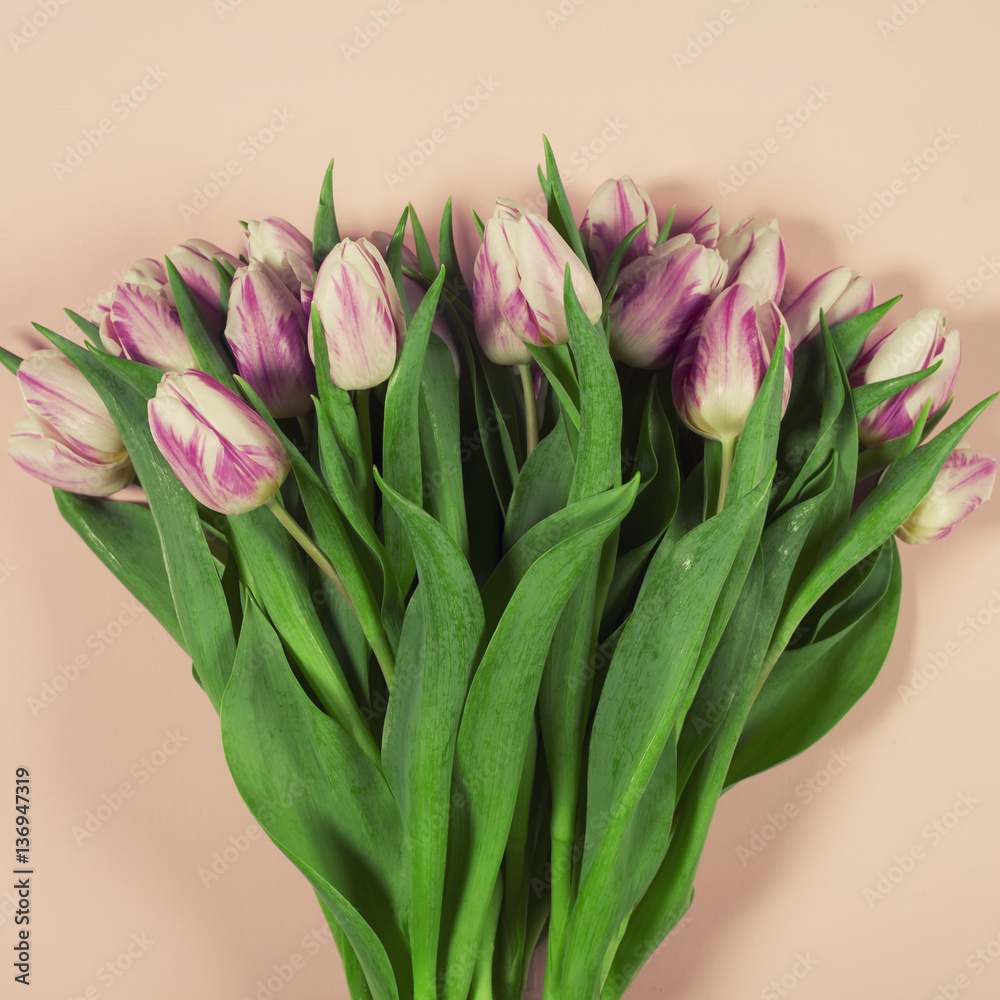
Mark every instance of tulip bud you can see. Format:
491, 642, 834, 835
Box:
368, 232, 460, 376
148, 370, 290, 514
580, 177, 658, 274
782, 267, 875, 347
246, 217, 315, 297
671, 283, 793, 442
8, 349, 133, 496
309, 237, 406, 390
687, 205, 720, 249
225, 261, 316, 418
896, 447, 995, 544
717, 216, 786, 305
167, 239, 242, 334
472, 198, 602, 364
607, 235, 727, 369
851, 308, 960, 447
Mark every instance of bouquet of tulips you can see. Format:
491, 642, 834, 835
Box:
4, 139, 996, 1000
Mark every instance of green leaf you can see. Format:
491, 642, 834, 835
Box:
221, 598, 406, 1000
418, 334, 469, 556
53, 491, 184, 647
526, 343, 580, 431
164, 258, 235, 388
377, 473, 485, 1000
382, 267, 447, 591
728, 541, 900, 786
385, 206, 412, 323
440, 479, 637, 1000
64, 309, 103, 348
596, 221, 646, 299
564, 475, 771, 999
852, 362, 939, 420
828, 295, 900, 372
438, 197, 471, 306
655, 205, 676, 246
541, 135, 588, 264
34, 327, 236, 710
0, 344, 23, 375
313, 158, 342, 268
407, 203, 438, 280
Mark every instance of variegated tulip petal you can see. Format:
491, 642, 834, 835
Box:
111, 283, 196, 372
581, 176, 658, 274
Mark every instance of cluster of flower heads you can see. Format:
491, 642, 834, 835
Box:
7, 177, 995, 543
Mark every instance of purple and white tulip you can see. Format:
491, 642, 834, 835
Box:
896, 448, 995, 544
148, 370, 290, 515
309, 237, 406, 390
8, 349, 133, 496
671, 283, 793, 442
717, 216, 786, 305
687, 205, 720, 249
851, 307, 960, 447
472, 197, 603, 365
580, 177, 658, 275
607, 234, 727, 369
245, 217, 315, 299
782, 267, 875, 347
167, 239, 242, 334
368, 232, 460, 376
225, 261, 316, 418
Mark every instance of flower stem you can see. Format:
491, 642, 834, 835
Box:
519, 364, 539, 458
356, 388, 375, 524
266, 495, 395, 688
717, 436, 736, 514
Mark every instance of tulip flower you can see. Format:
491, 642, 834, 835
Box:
851, 308, 960, 447
782, 267, 875, 347
580, 177, 658, 274
687, 205, 720, 249
8, 349, 133, 496
309, 237, 406, 390
607, 234, 727, 369
717, 216, 786, 305
367, 232, 460, 376
473, 198, 603, 366
672, 283, 793, 444
896, 447, 995, 544
246, 217, 315, 298
225, 261, 316, 418
148, 370, 290, 515
168, 239, 242, 333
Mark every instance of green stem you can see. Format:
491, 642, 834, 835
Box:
356, 388, 375, 524
471, 874, 504, 1000
264, 497, 381, 767
519, 364, 539, 458
717, 436, 736, 514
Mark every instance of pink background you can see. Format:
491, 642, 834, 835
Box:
2, 1, 1000, 997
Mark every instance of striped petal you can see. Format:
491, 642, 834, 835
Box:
111, 282, 196, 372
580, 177, 658, 274
148, 371, 290, 515
226, 261, 315, 418
897, 448, 996, 544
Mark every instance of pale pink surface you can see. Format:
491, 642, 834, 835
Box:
2, 3, 1000, 998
